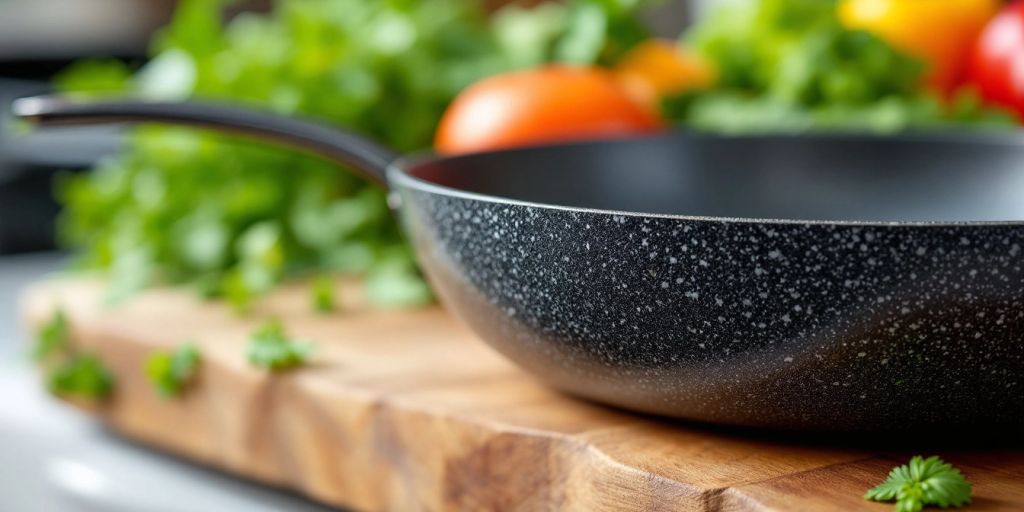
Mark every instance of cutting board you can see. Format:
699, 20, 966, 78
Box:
20, 278, 1024, 511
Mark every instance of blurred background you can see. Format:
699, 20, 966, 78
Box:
0, 0, 694, 256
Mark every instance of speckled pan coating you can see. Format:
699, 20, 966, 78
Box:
393, 174, 1024, 432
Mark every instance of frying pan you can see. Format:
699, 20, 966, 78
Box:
13, 96, 1024, 432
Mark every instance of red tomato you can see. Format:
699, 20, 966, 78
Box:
968, 1, 1024, 118
434, 66, 663, 155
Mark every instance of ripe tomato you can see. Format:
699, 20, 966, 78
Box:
434, 66, 663, 155
838, 0, 1000, 92
967, 1, 1024, 119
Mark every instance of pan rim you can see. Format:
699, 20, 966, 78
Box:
389, 130, 1024, 228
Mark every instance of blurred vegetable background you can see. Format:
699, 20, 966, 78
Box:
51, 0, 1024, 311
663, 0, 1014, 132
55, 0, 654, 310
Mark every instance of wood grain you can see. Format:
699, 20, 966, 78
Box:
20, 277, 1024, 511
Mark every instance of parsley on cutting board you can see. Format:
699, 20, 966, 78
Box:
866, 456, 972, 512
145, 343, 202, 398
246, 319, 315, 371
34, 310, 115, 401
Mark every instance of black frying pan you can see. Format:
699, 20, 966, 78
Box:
13, 96, 1024, 432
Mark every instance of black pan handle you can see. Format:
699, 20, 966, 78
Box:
11, 96, 398, 187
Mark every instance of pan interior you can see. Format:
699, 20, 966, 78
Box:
406, 132, 1024, 223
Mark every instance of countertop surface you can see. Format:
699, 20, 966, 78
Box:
0, 253, 337, 512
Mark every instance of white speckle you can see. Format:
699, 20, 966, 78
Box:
685, 291, 699, 299
784, 356, 793, 363
661, 282, 669, 289
768, 250, 781, 259
916, 247, 927, 256
676, 277, 684, 284
781, 314, 791, 323
857, 352, 866, 357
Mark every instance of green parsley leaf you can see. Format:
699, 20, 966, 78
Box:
145, 343, 202, 398
47, 354, 115, 400
310, 276, 336, 313
246, 319, 314, 371
865, 456, 972, 512
33, 309, 69, 362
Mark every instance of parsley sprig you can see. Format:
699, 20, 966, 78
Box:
34, 309, 115, 401
310, 276, 336, 313
246, 320, 315, 371
33, 309, 69, 361
145, 343, 202, 398
48, 354, 115, 400
866, 456, 972, 512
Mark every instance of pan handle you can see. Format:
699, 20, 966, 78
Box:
11, 96, 398, 187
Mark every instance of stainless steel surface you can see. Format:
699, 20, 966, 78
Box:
0, 253, 338, 512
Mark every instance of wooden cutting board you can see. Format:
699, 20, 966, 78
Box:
20, 278, 1024, 511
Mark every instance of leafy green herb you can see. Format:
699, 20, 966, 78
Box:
247, 319, 314, 371
47, 354, 115, 400
310, 276, 336, 313
670, 0, 1014, 133
32, 309, 116, 401
865, 456, 972, 512
34, 309, 69, 361
54, 0, 650, 310
145, 343, 202, 398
